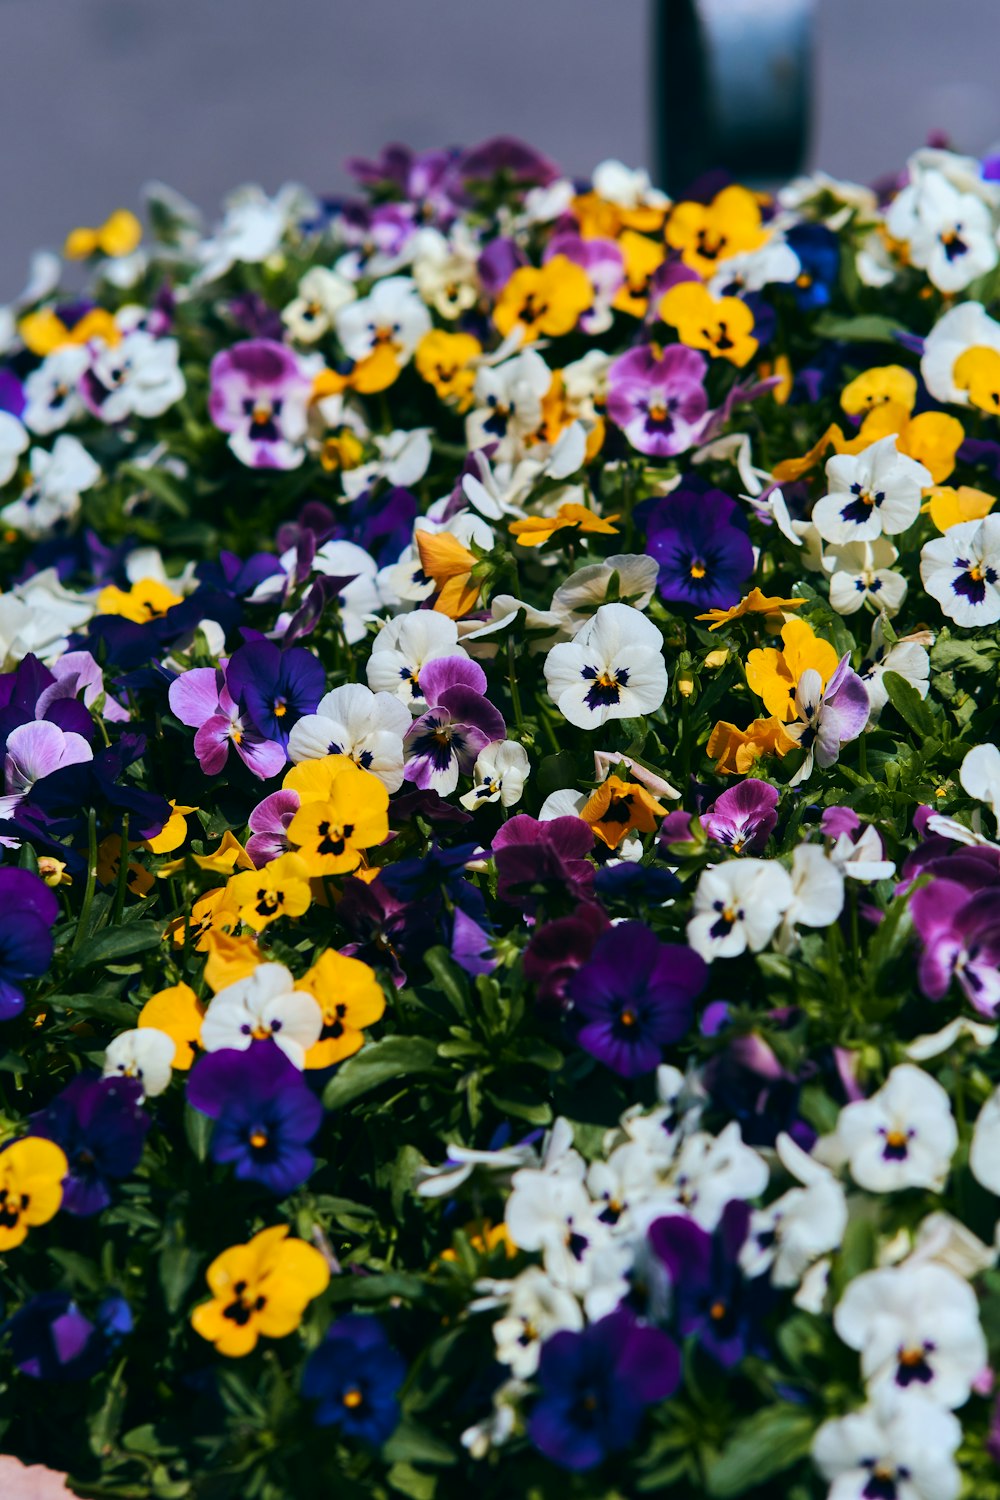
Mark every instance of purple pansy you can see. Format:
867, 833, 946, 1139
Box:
6, 1291, 132, 1381
606, 344, 711, 457
0, 719, 94, 818
545, 233, 625, 332
911, 878, 1000, 1016
208, 339, 315, 470
31, 1075, 150, 1215
246, 789, 300, 867
569, 921, 705, 1076
168, 665, 286, 780
645, 486, 754, 611
700, 779, 778, 854
403, 656, 505, 796
649, 1200, 766, 1367
787, 654, 870, 785
523, 903, 610, 1010
186, 1042, 322, 1195
492, 814, 596, 913
0, 868, 59, 1020
528, 1308, 680, 1471
225, 640, 325, 747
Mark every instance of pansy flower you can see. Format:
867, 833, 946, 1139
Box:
0, 867, 60, 1019
666, 185, 767, 278
492, 255, 594, 343
812, 434, 931, 545
580, 775, 667, 851
687, 858, 793, 961
138, 982, 205, 1070
785, 654, 870, 785
168, 665, 286, 780
0, 1137, 68, 1251
200, 963, 323, 1068
650, 1201, 764, 1367
302, 1316, 406, 1444
296, 948, 386, 1068
224, 851, 313, 931
225, 639, 325, 747
334, 275, 431, 390
605, 343, 710, 457
30, 1076, 149, 1216
7, 1289, 132, 1383
79, 328, 185, 423
544, 603, 667, 730
699, 779, 779, 853
191, 1224, 330, 1357
403, 657, 505, 797
659, 281, 758, 367
745, 617, 840, 722
208, 339, 316, 469
833, 1063, 958, 1192
366, 611, 469, 710
645, 486, 753, 610
287, 759, 390, 876
920, 514, 1000, 626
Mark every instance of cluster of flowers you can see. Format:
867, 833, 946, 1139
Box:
5, 134, 1000, 1498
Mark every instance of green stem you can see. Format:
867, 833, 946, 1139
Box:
109, 814, 131, 927
70, 809, 99, 954
506, 636, 525, 735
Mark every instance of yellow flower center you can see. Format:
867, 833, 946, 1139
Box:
620, 1007, 637, 1027
343, 1388, 364, 1409
689, 560, 707, 579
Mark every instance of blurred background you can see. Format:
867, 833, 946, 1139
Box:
0, 0, 997, 292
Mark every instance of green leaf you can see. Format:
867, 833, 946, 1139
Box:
387, 1463, 437, 1500
383, 1418, 458, 1468
322, 1036, 444, 1110
704, 1406, 816, 1497
70, 922, 163, 970
159, 1237, 201, 1315
813, 312, 905, 344
184, 1103, 213, 1163
423, 947, 470, 1018
882, 670, 936, 739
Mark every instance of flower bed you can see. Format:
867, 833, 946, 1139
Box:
3, 135, 1000, 1498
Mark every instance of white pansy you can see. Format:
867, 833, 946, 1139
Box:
886, 166, 998, 292
411, 225, 481, 320
310, 539, 381, 643
282, 266, 355, 343
550, 553, 660, 625
826, 537, 907, 616
921, 300, 1000, 405
687, 859, 793, 961
1, 435, 101, 538
103, 1028, 176, 1099
709, 238, 801, 297
833, 1064, 957, 1193
905, 1212, 997, 1280
85, 331, 185, 422
666, 1122, 769, 1232
335, 275, 431, 365
544, 603, 667, 730
829, 824, 896, 883
813, 435, 930, 546
813, 1392, 962, 1500
592, 159, 668, 209
414, 1140, 539, 1200
742, 1133, 847, 1290
833, 1262, 987, 1408
959, 742, 1000, 828
0, 412, 28, 486
859, 622, 932, 720
366, 611, 468, 709
460, 741, 530, 811
920, 515, 1000, 626
488, 1267, 583, 1378
969, 1085, 1000, 1197
200, 964, 323, 1069
22, 345, 90, 435
504, 1152, 630, 1315
341, 427, 432, 502
0, 568, 96, 668
287, 683, 411, 792
465, 349, 552, 465
196, 183, 315, 282
775, 844, 845, 953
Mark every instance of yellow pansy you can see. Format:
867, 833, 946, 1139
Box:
313, 347, 401, 399
508, 503, 620, 549
36, 856, 71, 889
224, 852, 312, 932
953, 346, 1000, 414
745, 618, 839, 722
758, 354, 793, 405
138, 983, 205, 1071
439, 1220, 517, 1264
0, 1137, 69, 1251
580, 775, 667, 850
286, 763, 389, 878
659, 282, 758, 367
96, 577, 183, 623
925, 484, 996, 533
319, 428, 365, 473
283, 752, 355, 804
611, 231, 667, 319
64, 209, 142, 260
772, 423, 849, 483
415, 329, 482, 409
707, 715, 798, 775
144, 802, 198, 856
665, 185, 767, 278
96, 834, 153, 897
298, 948, 386, 1068
190, 1225, 330, 1358
167, 886, 240, 950
571, 192, 667, 240
696, 588, 806, 631
202, 928, 263, 993
841, 365, 917, 417
17, 306, 120, 358
493, 256, 593, 343
415, 530, 481, 619
157, 830, 255, 879
848, 402, 964, 485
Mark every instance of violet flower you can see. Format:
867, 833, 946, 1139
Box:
168, 665, 286, 780
208, 339, 315, 470
0, 868, 59, 1019
569, 921, 705, 1077
911, 878, 1000, 1015
528, 1308, 680, 1471
492, 814, 596, 913
649, 1200, 767, 1368
645, 486, 754, 611
7, 1291, 132, 1381
606, 344, 711, 457
31, 1076, 150, 1215
403, 656, 505, 797
246, 789, 299, 867
225, 639, 325, 748
186, 1043, 322, 1195
787, 655, 870, 786
522, 904, 610, 1011
700, 779, 778, 854
545, 233, 625, 333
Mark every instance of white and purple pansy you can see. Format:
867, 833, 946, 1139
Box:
208, 338, 317, 470
920, 514, 1000, 626
543, 603, 667, 730
403, 656, 505, 796
812, 434, 930, 546
287, 682, 411, 793
786, 655, 870, 786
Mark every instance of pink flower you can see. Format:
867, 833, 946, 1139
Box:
168, 666, 285, 781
